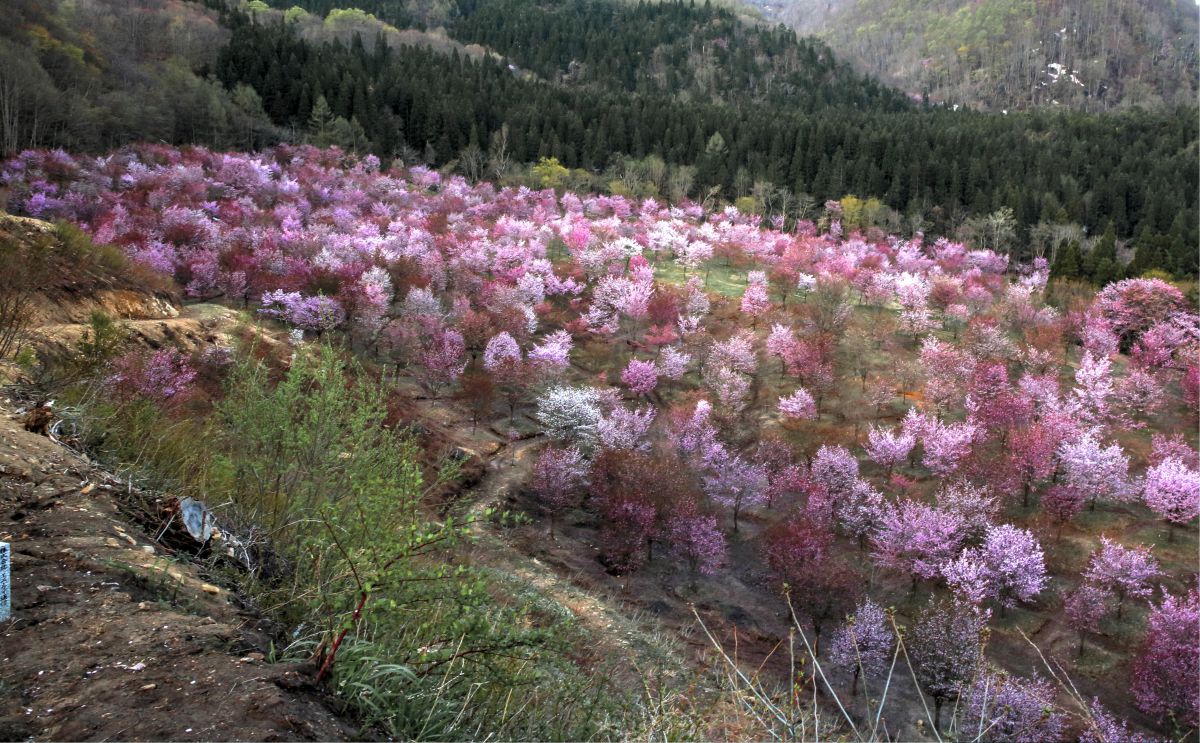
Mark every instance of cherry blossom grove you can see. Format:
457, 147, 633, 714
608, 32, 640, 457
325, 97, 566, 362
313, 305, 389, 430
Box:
4, 143, 1198, 739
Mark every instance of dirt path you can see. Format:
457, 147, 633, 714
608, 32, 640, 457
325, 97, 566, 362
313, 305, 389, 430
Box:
0, 396, 354, 741
459, 435, 691, 675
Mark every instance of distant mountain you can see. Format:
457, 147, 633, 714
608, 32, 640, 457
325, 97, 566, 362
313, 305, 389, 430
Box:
770, 0, 1199, 111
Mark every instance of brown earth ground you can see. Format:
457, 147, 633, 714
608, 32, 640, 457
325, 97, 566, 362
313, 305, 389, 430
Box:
0, 392, 357, 741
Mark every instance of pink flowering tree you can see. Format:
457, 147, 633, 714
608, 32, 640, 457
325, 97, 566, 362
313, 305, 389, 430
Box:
934, 480, 998, 541
765, 323, 797, 376
1183, 364, 1200, 416
106, 348, 197, 405
740, 270, 772, 327
620, 358, 659, 396
1131, 588, 1199, 731
1042, 485, 1087, 540
895, 272, 936, 341
836, 479, 886, 548
596, 405, 656, 451
1006, 423, 1058, 508
483, 331, 522, 373
708, 365, 751, 416
762, 515, 859, 655
531, 446, 587, 535
828, 599, 894, 696
657, 345, 691, 381
872, 499, 965, 593
1094, 278, 1188, 350
941, 524, 1047, 612
484, 331, 529, 420
1073, 352, 1115, 427
1058, 433, 1132, 511
778, 388, 817, 421
1142, 457, 1200, 540
810, 445, 860, 503
1083, 537, 1160, 619
865, 425, 915, 477
528, 330, 573, 375
414, 329, 467, 397
921, 419, 979, 477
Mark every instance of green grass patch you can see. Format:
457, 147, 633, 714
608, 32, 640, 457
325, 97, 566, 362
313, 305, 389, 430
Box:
654, 259, 746, 298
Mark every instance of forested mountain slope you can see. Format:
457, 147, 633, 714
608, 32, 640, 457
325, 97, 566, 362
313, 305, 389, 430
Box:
777, 0, 1199, 111
1, 0, 1196, 279
216, 6, 1198, 276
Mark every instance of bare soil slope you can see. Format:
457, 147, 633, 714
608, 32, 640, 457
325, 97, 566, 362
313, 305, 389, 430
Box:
0, 394, 357, 741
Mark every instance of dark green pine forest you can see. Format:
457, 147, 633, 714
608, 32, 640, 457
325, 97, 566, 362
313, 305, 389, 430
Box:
2, 0, 1196, 277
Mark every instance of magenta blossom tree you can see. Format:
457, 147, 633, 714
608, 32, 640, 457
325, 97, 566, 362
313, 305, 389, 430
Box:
1131, 588, 1199, 730
107, 348, 197, 404
1064, 584, 1113, 656
740, 270, 771, 326
1042, 485, 1086, 540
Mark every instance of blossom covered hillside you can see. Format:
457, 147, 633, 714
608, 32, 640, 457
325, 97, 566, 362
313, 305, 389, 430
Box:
3, 144, 1198, 739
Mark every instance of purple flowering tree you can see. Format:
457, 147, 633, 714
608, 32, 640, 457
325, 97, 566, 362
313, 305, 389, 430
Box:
964, 672, 1065, 743
666, 512, 726, 577
828, 598, 894, 696
778, 388, 817, 421
621, 358, 659, 396
531, 446, 587, 535
872, 499, 965, 593
1083, 537, 1160, 619
703, 453, 768, 532
942, 524, 1047, 612
865, 425, 915, 477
